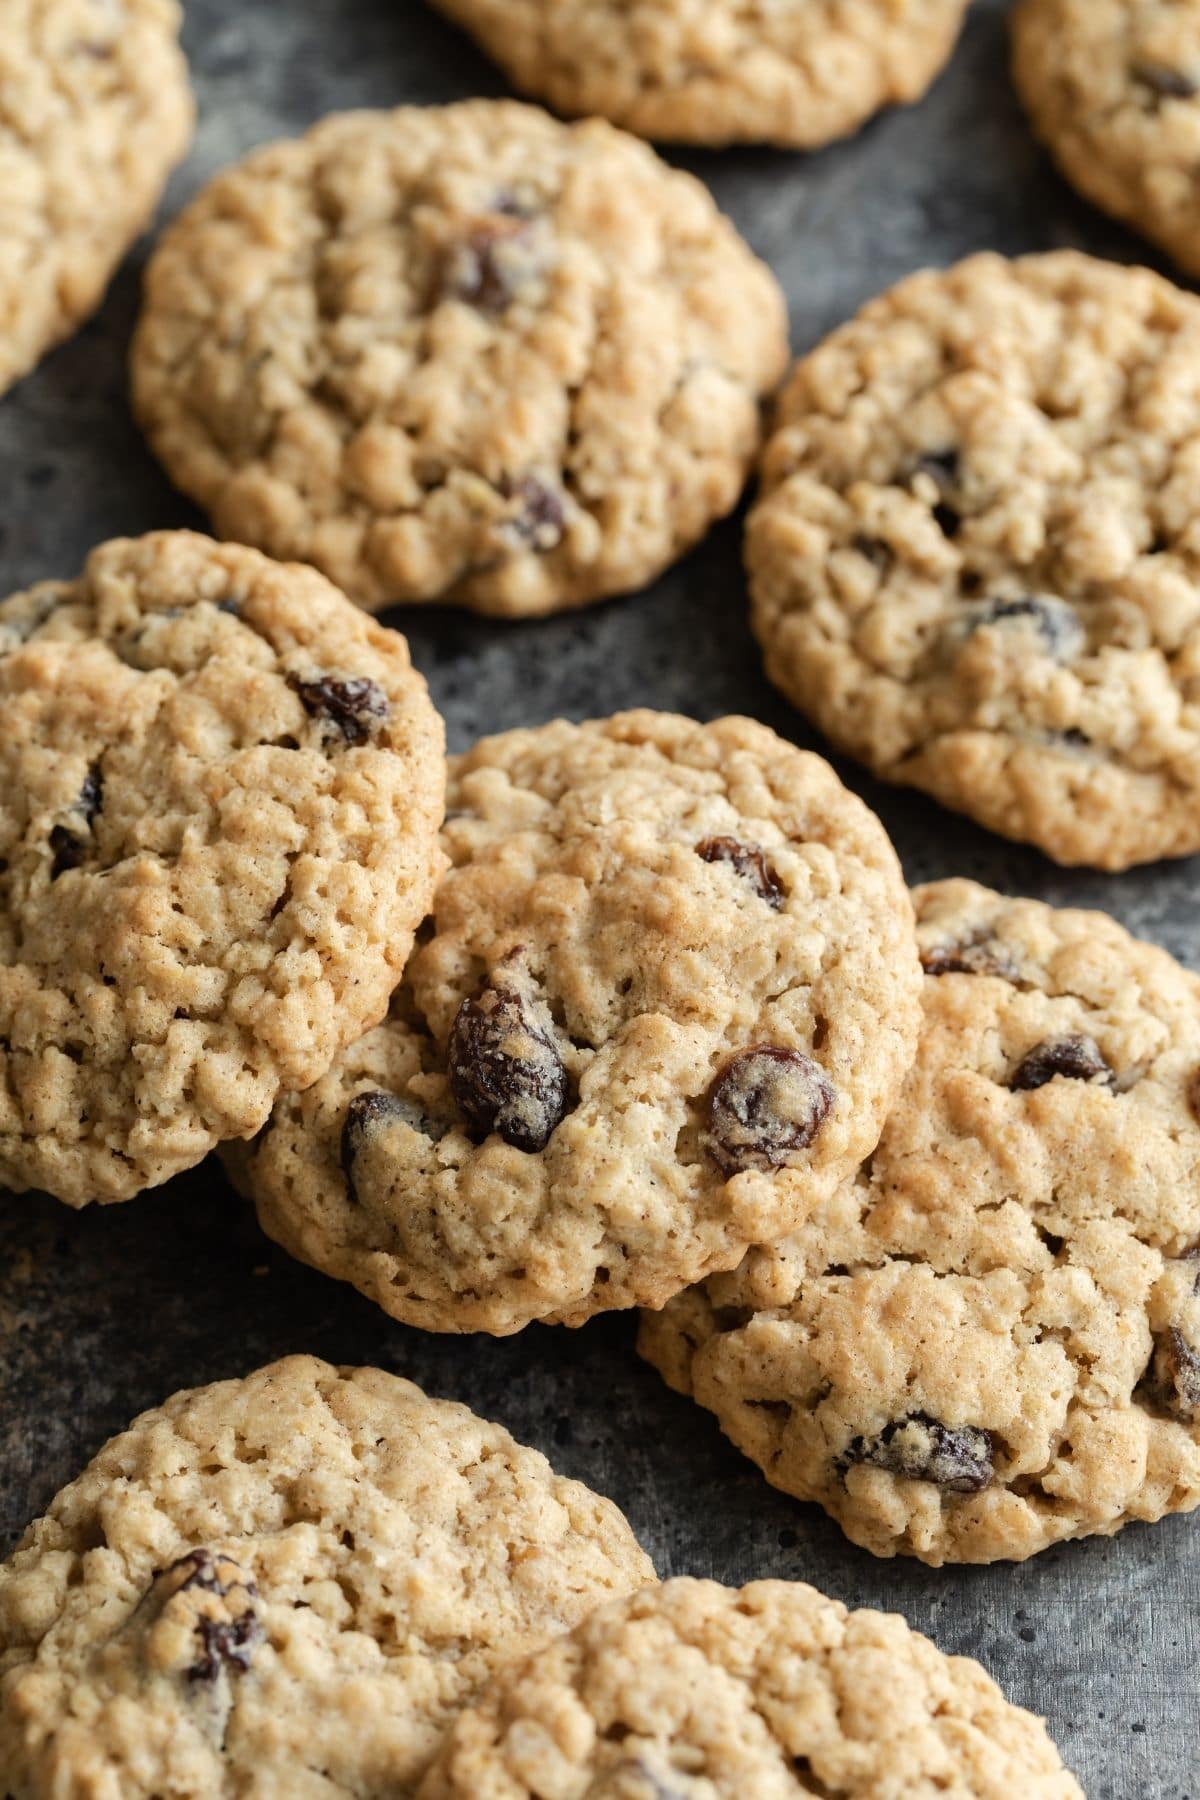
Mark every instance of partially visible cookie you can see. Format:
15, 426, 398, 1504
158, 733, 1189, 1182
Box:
1013, 0, 1200, 279
418, 1577, 1083, 1799
640, 879, 1200, 1565
131, 100, 788, 618
430, 0, 971, 149
0, 0, 193, 397
0, 531, 444, 1205
0, 1356, 655, 1797
747, 249, 1200, 869
225, 712, 921, 1334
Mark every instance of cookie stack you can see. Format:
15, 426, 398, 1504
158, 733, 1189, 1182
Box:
3, 0, 1199, 1793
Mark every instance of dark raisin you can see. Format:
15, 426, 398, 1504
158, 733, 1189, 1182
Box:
696, 837, 784, 910
339, 1089, 443, 1198
500, 474, 566, 549
448, 970, 568, 1152
706, 1047, 834, 1176
961, 594, 1084, 660
438, 217, 533, 313
1147, 1327, 1200, 1421
1132, 60, 1199, 100
852, 534, 892, 570
288, 674, 389, 745
910, 450, 962, 537
48, 825, 86, 880
921, 937, 1017, 980
1010, 1035, 1114, 1092
840, 1414, 994, 1492
154, 1550, 262, 1684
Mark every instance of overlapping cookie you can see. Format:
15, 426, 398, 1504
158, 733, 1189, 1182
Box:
0, 531, 444, 1204
0, 1357, 654, 1796
641, 880, 1200, 1564
132, 100, 788, 617
228, 712, 922, 1333
747, 250, 1200, 868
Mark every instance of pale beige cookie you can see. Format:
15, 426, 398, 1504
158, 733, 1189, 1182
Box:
418, 1577, 1083, 1799
0, 531, 444, 1206
131, 100, 788, 619
429, 0, 971, 149
747, 249, 1200, 870
1013, 0, 1200, 279
0, 0, 193, 397
225, 711, 921, 1335
0, 1356, 655, 1798
640, 879, 1200, 1565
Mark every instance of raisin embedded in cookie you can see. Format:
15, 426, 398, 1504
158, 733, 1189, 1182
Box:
1013, 0, 1200, 279
0, 531, 444, 1206
130, 100, 788, 619
224, 711, 922, 1335
747, 250, 1200, 870
0, 1357, 654, 1797
429, 0, 971, 149
640, 880, 1200, 1565
0, 0, 193, 398
417, 1578, 1083, 1799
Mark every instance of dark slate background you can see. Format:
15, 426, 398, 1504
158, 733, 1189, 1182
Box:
2, 4, 1197, 1794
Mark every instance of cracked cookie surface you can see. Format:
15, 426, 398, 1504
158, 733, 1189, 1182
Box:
0, 531, 444, 1206
746, 250, 1200, 869
640, 880, 1200, 1564
0, 0, 193, 397
428, 0, 971, 149
225, 711, 921, 1335
1013, 0, 1200, 279
131, 100, 787, 618
418, 1577, 1083, 1799
0, 1356, 655, 1798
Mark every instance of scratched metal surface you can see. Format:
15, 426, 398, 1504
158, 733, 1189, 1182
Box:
1, 3, 1198, 1794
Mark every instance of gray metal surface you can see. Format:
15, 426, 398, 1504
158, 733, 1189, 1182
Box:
1, 4, 1197, 1794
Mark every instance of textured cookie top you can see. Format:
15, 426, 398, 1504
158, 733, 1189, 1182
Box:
0, 532, 444, 1206
0, 1357, 654, 1798
418, 1577, 1083, 1799
228, 712, 921, 1335
747, 250, 1200, 869
131, 100, 788, 618
1013, 0, 1200, 278
429, 0, 971, 149
640, 879, 1200, 1565
0, 0, 193, 396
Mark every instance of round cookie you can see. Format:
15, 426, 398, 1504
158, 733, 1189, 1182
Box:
640, 879, 1200, 1566
418, 1577, 1083, 1799
130, 100, 788, 619
429, 0, 972, 150
0, 531, 444, 1206
0, 1356, 655, 1797
747, 249, 1200, 870
0, 0, 193, 397
225, 711, 922, 1335
1013, 0, 1200, 280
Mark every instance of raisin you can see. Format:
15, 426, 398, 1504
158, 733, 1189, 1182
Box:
288, 673, 389, 745
501, 474, 566, 549
1010, 1035, 1114, 1092
705, 1047, 834, 1176
841, 1414, 994, 1492
49, 764, 103, 879
340, 1089, 444, 1198
448, 969, 568, 1152
910, 449, 962, 536
921, 937, 1017, 980
852, 534, 892, 570
438, 217, 533, 313
1133, 60, 1199, 100
153, 1549, 261, 1684
961, 594, 1084, 660
696, 837, 784, 910
1149, 1327, 1200, 1421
